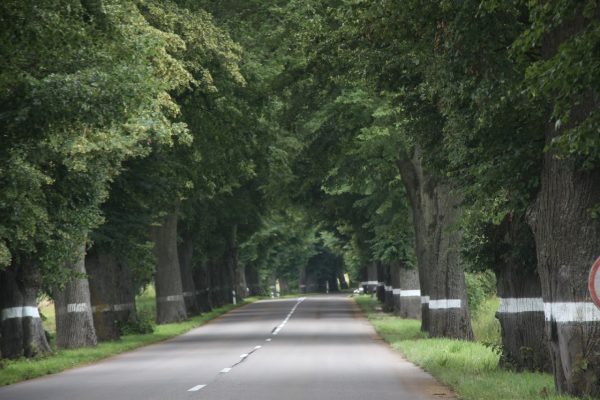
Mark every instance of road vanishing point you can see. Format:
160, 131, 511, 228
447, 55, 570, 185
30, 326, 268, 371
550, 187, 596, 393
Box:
0, 295, 454, 400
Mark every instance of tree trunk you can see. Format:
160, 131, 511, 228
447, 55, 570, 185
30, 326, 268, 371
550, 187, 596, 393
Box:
298, 263, 307, 294
338, 272, 348, 290
193, 260, 212, 312
365, 262, 378, 294
87, 249, 136, 341
225, 226, 238, 303
0, 258, 51, 358
489, 215, 550, 372
398, 151, 473, 339
526, 13, 600, 397
178, 231, 199, 316
398, 263, 421, 319
54, 244, 97, 349
376, 262, 386, 303
382, 263, 394, 312
151, 212, 187, 324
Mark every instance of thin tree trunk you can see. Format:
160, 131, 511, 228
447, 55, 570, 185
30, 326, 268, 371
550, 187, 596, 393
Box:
87, 249, 136, 341
0, 258, 50, 358
298, 263, 307, 294
376, 262, 386, 303
54, 243, 97, 349
366, 262, 378, 294
338, 272, 348, 290
178, 231, 199, 316
151, 212, 186, 324
193, 259, 212, 312
382, 263, 394, 312
398, 151, 473, 339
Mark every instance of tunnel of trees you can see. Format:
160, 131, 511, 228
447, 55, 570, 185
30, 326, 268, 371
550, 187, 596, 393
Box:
1, 1, 599, 397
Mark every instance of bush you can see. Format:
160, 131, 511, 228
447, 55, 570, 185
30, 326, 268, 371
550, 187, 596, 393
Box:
465, 270, 496, 315
118, 310, 155, 336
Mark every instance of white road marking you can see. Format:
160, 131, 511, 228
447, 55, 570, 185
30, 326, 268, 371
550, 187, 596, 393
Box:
187, 385, 206, 392
266, 338, 272, 342
220, 368, 232, 373
240, 353, 248, 358
254, 345, 262, 349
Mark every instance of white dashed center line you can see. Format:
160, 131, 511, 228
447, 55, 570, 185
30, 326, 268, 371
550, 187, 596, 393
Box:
187, 384, 206, 392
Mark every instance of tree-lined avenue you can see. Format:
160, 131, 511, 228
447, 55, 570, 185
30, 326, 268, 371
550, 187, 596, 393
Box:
0, 296, 453, 400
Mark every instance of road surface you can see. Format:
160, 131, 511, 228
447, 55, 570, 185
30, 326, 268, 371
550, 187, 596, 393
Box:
0, 295, 454, 400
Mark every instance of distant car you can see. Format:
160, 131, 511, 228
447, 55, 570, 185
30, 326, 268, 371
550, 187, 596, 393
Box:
353, 287, 364, 295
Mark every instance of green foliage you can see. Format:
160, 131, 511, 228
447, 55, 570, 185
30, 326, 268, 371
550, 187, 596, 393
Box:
465, 270, 497, 315
118, 311, 155, 336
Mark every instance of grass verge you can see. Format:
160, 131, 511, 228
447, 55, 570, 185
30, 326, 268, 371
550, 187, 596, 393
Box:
354, 295, 577, 400
0, 301, 251, 387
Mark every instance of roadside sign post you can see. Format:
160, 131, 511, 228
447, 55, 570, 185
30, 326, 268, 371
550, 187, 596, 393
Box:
589, 257, 600, 309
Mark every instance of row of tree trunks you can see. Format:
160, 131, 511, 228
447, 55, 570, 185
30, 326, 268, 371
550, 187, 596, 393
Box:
398, 151, 473, 340
0, 257, 51, 359
54, 244, 98, 349
193, 260, 212, 313
151, 212, 187, 324
87, 250, 136, 341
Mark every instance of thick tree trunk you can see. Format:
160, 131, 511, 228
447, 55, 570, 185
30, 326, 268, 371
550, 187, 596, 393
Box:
376, 262, 386, 303
0, 258, 50, 358
54, 244, 97, 349
178, 232, 199, 316
208, 258, 224, 308
151, 212, 186, 324
391, 261, 402, 315
490, 216, 550, 372
398, 263, 421, 319
87, 249, 136, 341
530, 156, 600, 395
398, 152, 473, 339
527, 14, 600, 397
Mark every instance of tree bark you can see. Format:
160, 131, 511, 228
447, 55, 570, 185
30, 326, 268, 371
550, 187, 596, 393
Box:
0, 258, 51, 358
178, 231, 199, 316
87, 249, 136, 341
366, 262, 378, 294
54, 243, 97, 349
338, 272, 348, 290
382, 263, 394, 312
398, 263, 421, 319
376, 262, 386, 303
488, 216, 550, 372
398, 151, 473, 339
151, 212, 187, 324
524, 12, 600, 396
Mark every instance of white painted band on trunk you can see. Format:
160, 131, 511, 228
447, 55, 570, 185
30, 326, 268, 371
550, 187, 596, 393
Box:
421, 296, 430, 304
183, 291, 195, 297
92, 303, 135, 312
67, 303, 89, 313
544, 302, 600, 323
1, 306, 40, 320
385, 286, 393, 291
429, 299, 462, 309
400, 290, 421, 297
392, 288, 402, 295
378, 282, 385, 286
157, 295, 184, 303
497, 298, 544, 313
362, 281, 378, 285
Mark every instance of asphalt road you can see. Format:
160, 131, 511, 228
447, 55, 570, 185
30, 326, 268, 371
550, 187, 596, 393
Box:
0, 295, 454, 400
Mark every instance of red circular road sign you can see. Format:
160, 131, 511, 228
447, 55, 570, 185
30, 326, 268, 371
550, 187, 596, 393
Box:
589, 257, 600, 309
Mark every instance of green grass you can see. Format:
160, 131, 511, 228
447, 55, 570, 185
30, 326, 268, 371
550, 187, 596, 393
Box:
354, 296, 577, 400
471, 296, 501, 345
1, 299, 251, 387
